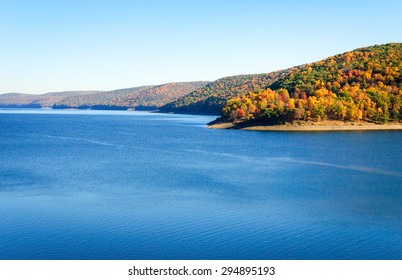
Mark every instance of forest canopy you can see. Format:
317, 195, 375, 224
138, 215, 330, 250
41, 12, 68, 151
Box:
222, 43, 402, 124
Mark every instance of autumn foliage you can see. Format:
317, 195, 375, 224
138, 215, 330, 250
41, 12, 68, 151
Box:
223, 43, 402, 124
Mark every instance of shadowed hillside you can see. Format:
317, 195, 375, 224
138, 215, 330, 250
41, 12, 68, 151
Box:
159, 70, 300, 114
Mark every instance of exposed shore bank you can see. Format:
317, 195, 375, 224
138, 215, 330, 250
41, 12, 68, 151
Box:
208, 121, 402, 131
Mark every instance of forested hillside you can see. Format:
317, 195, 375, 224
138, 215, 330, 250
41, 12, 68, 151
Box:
222, 43, 402, 124
159, 70, 298, 114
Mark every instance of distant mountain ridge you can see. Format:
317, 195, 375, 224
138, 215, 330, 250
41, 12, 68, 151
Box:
0, 82, 209, 110
0, 93, 39, 108
0, 91, 101, 108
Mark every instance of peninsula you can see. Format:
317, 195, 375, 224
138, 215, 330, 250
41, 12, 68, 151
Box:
206, 43, 402, 130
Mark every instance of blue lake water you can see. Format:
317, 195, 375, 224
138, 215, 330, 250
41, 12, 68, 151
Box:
0, 109, 401, 260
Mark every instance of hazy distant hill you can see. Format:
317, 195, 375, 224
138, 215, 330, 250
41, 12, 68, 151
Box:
0, 93, 39, 107
0, 91, 99, 108
53, 82, 209, 110
0, 82, 209, 110
159, 70, 298, 114
33, 91, 103, 107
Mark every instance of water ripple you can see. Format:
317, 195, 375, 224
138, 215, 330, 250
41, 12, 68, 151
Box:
181, 149, 402, 177
42, 135, 124, 148
274, 157, 402, 177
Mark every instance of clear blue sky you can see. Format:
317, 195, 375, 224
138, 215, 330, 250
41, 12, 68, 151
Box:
1, 0, 401, 94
